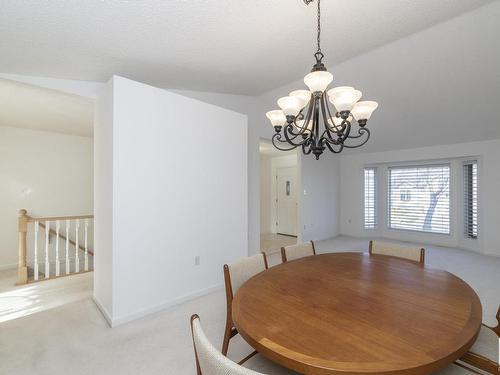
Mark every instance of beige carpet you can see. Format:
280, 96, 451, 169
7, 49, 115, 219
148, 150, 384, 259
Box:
1, 236, 499, 374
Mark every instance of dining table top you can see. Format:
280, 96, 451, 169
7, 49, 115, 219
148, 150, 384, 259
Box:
232, 252, 482, 375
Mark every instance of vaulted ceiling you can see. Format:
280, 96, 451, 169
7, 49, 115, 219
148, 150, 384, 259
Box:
0, 0, 494, 95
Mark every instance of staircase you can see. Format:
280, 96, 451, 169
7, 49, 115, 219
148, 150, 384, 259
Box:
17, 209, 94, 285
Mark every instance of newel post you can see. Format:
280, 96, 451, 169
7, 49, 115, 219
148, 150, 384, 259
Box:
16, 209, 29, 285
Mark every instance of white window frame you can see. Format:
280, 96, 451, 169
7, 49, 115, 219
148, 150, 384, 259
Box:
363, 167, 377, 230
462, 160, 479, 240
387, 163, 452, 235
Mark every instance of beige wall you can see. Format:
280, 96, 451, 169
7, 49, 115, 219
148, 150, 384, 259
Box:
0, 126, 93, 268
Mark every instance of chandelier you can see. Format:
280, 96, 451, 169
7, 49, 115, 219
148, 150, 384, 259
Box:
266, 0, 378, 159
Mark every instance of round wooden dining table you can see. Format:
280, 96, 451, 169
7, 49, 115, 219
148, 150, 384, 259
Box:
232, 253, 482, 375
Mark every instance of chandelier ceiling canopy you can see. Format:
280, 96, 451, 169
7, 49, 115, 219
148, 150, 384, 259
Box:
266, 0, 379, 159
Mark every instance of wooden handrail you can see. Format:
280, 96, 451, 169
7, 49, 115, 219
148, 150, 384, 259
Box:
38, 222, 94, 256
27, 214, 94, 222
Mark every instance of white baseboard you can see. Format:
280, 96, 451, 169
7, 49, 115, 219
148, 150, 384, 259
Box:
108, 283, 223, 327
92, 295, 113, 327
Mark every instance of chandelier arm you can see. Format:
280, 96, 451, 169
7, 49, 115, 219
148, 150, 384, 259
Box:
283, 123, 309, 146
302, 141, 313, 155
321, 132, 341, 145
324, 140, 344, 153
319, 94, 331, 131
284, 123, 304, 140
324, 95, 347, 134
296, 96, 315, 136
341, 122, 352, 142
272, 133, 300, 151
319, 95, 343, 143
342, 128, 371, 148
323, 119, 352, 145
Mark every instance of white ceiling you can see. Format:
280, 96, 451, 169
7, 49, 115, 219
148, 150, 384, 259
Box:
0, 0, 494, 95
260, 0, 500, 153
0, 79, 93, 137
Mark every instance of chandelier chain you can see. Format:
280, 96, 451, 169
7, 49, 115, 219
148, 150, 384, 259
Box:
317, 0, 321, 53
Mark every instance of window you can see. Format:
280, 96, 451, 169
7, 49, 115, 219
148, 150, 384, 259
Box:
463, 161, 478, 239
400, 191, 411, 201
364, 168, 377, 229
388, 165, 450, 234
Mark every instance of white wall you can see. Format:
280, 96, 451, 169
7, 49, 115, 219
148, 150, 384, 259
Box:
339, 139, 500, 257
0, 126, 93, 268
172, 89, 266, 254
299, 153, 340, 242
259, 155, 272, 234
94, 76, 248, 325
93, 79, 114, 317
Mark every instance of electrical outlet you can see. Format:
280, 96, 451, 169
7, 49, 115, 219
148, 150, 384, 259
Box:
194, 255, 200, 266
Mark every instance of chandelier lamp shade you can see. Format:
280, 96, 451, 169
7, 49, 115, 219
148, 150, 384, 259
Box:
266, 0, 379, 159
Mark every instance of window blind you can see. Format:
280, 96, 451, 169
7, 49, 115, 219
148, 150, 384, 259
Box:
463, 161, 478, 239
388, 165, 450, 234
364, 168, 377, 229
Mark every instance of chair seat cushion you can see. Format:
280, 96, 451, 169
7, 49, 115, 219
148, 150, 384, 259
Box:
469, 325, 499, 362
245, 354, 299, 374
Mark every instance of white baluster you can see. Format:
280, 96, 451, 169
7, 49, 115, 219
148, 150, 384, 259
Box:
45, 220, 50, 278
55, 220, 60, 277
34, 221, 39, 281
75, 219, 80, 273
84, 219, 89, 271
65, 220, 70, 274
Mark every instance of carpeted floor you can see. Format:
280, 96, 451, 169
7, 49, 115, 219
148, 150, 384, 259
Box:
1, 236, 498, 374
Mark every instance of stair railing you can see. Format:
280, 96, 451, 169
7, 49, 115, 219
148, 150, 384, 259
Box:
17, 209, 94, 285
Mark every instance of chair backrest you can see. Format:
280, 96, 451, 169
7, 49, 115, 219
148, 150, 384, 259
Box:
493, 306, 500, 336
224, 253, 268, 298
190, 315, 264, 375
369, 240, 425, 264
281, 241, 315, 263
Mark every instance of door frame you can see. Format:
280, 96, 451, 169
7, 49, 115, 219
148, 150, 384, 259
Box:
275, 166, 298, 237
258, 138, 302, 242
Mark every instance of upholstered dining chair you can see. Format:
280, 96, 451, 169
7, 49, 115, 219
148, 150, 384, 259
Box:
222, 253, 268, 362
281, 241, 316, 263
191, 314, 297, 375
458, 306, 500, 374
369, 240, 425, 264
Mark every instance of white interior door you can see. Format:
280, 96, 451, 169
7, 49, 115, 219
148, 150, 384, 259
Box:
276, 167, 297, 236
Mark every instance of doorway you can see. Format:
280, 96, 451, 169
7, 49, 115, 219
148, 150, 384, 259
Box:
259, 139, 299, 257
276, 166, 297, 236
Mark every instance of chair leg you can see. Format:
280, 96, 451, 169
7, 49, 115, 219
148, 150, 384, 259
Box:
454, 361, 483, 374
237, 350, 258, 365
221, 319, 233, 356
